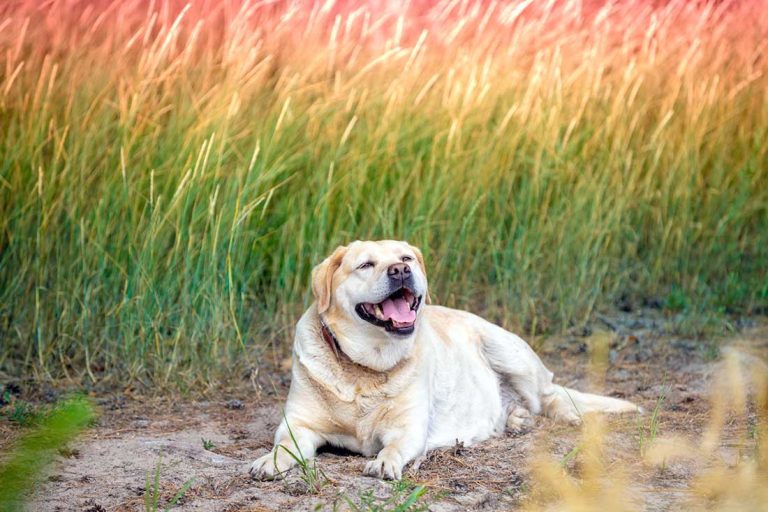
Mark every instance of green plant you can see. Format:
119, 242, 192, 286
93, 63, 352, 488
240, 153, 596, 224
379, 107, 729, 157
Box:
343, 478, 428, 512
665, 287, 688, 313
201, 438, 215, 451
144, 456, 195, 512
638, 385, 668, 457
0, 396, 94, 512
0, 398, 38, 427
560, 445, 582, 468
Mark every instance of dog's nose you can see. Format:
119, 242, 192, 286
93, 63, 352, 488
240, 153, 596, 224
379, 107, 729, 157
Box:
387, 262, 411, 281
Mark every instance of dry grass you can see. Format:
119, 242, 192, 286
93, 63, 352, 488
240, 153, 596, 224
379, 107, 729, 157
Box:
524, 343, 768, 512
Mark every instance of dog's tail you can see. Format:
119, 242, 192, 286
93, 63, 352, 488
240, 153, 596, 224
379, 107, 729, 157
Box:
545, 385, 641, 424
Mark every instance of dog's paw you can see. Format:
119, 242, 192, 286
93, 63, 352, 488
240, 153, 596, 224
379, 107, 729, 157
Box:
506, 406, 533, 434
364, 450, 403, 480
249, 452, 290, 481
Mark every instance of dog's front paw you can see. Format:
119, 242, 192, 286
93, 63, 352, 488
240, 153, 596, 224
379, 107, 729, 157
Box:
249, 451, 291, 480
364, 449, 403, 480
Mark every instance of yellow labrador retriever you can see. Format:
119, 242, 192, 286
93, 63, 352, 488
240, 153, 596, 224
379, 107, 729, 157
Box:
250, 240, 638, 480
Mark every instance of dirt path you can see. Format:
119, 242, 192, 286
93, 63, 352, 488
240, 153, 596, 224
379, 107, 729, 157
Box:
26, 313, 768, 511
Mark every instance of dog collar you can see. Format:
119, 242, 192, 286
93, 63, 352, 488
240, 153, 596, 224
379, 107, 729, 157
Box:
318, 316, 341, 360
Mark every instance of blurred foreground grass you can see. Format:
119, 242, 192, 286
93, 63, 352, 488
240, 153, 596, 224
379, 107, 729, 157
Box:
0, 0, 766, 389
525, 346, 768, 512
0, 397, 94, 511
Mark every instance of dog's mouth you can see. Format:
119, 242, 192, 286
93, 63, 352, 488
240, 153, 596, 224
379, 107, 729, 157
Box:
355, 287, 422, 335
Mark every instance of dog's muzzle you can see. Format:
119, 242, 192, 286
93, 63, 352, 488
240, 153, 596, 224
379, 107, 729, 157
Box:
355, 284, 422, 336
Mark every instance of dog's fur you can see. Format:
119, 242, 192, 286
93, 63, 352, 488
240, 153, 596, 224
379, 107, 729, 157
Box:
249, 240, 639, 480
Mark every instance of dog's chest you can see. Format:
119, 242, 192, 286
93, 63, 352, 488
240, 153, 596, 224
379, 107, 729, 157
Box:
314, 386, 404, 455
322, 367, 420, 451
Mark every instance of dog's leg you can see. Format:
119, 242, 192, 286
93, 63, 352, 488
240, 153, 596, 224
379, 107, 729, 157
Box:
363, 410, 428, 480
481, 322, 638, 424
249, 419, 323, 480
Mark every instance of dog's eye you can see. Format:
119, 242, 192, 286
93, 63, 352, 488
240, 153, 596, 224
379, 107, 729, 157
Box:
401, 256, 413, 262
357, 261, 374, 270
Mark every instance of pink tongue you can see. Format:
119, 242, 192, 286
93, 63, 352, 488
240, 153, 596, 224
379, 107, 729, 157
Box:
381, 297, 416, 323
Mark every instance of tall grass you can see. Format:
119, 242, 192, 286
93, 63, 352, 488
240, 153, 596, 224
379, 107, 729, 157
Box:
0, 0, 766, 389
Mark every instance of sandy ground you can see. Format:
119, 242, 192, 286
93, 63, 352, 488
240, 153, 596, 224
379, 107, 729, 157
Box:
10, 311, 768, 511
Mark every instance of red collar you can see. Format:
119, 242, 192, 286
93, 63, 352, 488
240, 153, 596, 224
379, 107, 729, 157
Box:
319, 317, 341, 360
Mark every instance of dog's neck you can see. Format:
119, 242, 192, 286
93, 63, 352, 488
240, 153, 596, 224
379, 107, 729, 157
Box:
317, 311, 418, 373
318, 315, 342, 360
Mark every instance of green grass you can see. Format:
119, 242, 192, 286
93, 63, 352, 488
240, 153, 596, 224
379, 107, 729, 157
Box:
144, 456, 195, 512
0, 392, 38, 427
275, 415, 328, 494
560, 444, 582, 468
0, 396, 94, 511
342, 479, 428, 512
0, 1, 766, 390
638, 384, 668, 457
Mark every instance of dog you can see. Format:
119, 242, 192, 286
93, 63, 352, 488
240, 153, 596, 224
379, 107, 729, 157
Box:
249, 240, 639, 480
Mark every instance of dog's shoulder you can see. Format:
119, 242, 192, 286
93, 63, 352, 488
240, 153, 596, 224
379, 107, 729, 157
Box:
291, 306, 358, 402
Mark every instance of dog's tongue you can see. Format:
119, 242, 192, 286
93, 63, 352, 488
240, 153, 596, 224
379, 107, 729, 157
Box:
381, 297, 416, 323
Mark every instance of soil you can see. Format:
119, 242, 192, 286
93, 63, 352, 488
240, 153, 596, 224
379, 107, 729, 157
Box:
8, 310, 768, 511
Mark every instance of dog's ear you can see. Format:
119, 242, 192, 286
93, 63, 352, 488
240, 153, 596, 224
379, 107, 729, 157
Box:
311, 245, 348, 314
409, 244, 432, 304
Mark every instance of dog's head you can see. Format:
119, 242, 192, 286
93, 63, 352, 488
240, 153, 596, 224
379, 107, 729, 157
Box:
311, 240, 429, 368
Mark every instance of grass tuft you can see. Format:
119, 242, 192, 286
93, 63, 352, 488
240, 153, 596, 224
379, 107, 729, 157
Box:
144, 455, 195, 512
343, 478, 428, 512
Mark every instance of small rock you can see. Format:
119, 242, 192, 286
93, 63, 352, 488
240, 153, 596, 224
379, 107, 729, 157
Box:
450, 480, 468, 493
132, 417, 150, 428
225, 399, 245, 410
613, 369, 630, 380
